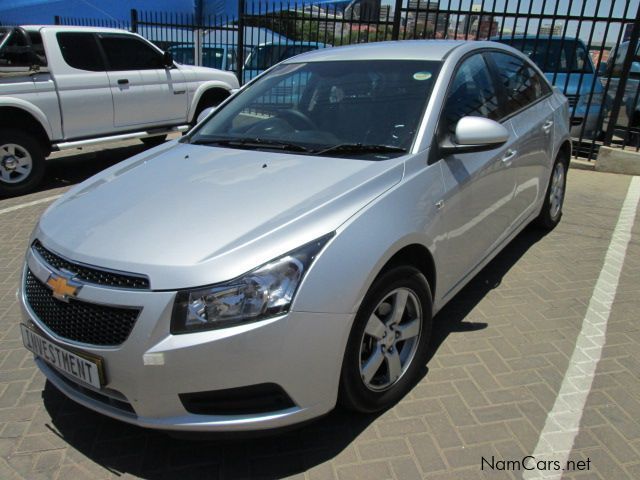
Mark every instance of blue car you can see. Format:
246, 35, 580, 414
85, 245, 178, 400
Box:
494, 36, 609, 139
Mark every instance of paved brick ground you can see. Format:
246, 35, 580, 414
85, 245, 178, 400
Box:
0, 146, 638, 479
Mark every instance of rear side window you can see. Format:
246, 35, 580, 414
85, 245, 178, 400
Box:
441, 53, 501, 134
28, 32, 47, 66
57, 32, 104, 71
490, 52, 550, 115
99, 34, 164, 71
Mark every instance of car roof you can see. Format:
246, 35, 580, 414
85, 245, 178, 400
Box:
282, 40, 470, 63
21, 25, 132, 34
491, 35, 584, 43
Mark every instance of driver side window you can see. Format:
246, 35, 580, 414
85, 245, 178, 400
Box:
441, 54, 500, 136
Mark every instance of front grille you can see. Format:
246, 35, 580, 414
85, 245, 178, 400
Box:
32, 240, 149, 290
566, 95, 579, 108
25, 270, 141, 346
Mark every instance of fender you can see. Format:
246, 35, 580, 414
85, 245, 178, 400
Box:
0, 97, 54, 140
187, 81, 235, 122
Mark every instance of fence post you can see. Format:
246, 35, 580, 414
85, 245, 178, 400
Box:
391, 0, 403, 40
130, 9, 138, 33
236, 0, 245, 85
54, 15, 61, 25
604, 5, 640, 146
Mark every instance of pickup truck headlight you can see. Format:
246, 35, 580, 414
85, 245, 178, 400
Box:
171, 234, 333, 334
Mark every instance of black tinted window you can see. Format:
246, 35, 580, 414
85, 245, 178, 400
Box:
442, 54, 500, 134
28, 32, 46, 66
491, 52, 549, 114
496, 38, 593, 74
100, 34, 163, 71
57, 32, 103, 71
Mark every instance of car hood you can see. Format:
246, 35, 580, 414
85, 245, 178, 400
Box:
179, 64, 239, 88
35, 141, 404, 290
545, 72, 604, 96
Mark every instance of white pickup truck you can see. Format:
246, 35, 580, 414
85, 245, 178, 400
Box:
0, 25, 239, 196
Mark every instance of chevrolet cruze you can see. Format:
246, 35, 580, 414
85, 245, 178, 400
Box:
20, 40, 570, 432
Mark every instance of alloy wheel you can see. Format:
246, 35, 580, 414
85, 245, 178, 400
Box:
358, 288, 422, 391
549, 160, 565, 220
0, 143, 33, 184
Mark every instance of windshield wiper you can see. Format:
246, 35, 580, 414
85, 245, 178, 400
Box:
315, 143, 407, 156
191, 137, 311, 153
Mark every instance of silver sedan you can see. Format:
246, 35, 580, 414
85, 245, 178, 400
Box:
20, 40, 570, 432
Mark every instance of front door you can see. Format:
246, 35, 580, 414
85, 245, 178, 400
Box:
436, 53, 518, 298
99, 33, 188, 128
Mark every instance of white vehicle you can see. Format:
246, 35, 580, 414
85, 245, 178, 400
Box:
0, 25, 239, 196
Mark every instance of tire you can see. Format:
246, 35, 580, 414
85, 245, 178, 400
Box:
141, 135, 167, 147
534, 151, 568, 230
339, 265, 433, 413
192, 89, 230, 126
0, 129, 46, 197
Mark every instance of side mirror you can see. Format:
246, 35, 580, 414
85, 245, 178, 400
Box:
197, 106, 216, 123
440, 116, 509, 155
163, 51, 173, 68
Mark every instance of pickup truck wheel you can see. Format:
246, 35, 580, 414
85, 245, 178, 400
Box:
0, 130, 45, 197
141, 135, 167, 147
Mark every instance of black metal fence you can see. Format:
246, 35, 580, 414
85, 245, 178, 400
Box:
55, 0, 640, 160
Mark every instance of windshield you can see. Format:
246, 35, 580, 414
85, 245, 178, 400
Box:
497, 38, 593, 74
190, 60, 441, 158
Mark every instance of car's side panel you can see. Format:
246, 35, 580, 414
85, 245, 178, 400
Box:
436, 121, 519, 300
509, 99, 554, 226
293, 153, 446, 315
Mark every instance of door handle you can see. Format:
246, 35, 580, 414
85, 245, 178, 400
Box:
173, 89, 186, 95
542, 120, 553, 133
117, 79, 129, 85
502, 149, 517, 163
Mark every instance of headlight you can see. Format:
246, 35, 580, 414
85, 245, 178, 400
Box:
171, 233, 333, 334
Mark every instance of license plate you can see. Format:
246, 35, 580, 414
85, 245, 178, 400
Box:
21, 324, 105, 389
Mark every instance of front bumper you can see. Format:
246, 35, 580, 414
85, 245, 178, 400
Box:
20, 248, 353, 432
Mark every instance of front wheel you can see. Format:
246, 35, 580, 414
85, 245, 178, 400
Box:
534, 152, 568, 230
0, 129, 46, 197
339, 265, 433, 413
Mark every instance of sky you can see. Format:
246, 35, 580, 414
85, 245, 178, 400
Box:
1, 0, 639, 47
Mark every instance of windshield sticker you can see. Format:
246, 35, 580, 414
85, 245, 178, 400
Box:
413, 71, 432, 81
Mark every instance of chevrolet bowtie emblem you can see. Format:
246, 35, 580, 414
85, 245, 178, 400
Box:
46, 273, 82, 302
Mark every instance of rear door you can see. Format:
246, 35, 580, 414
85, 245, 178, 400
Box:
436, 53, 519, 296
488, 51, 555, 226
53, 31, 114, 139
98, 33, 187, 128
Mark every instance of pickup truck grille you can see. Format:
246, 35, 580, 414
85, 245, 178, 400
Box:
25, 270, 141, 346
566, 95, 579, 108
32, 240, 150, 290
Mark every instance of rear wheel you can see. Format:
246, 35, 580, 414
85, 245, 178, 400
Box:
0, 129, 46, 197
534, 152, 568, 230
339, 265, 432, 413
